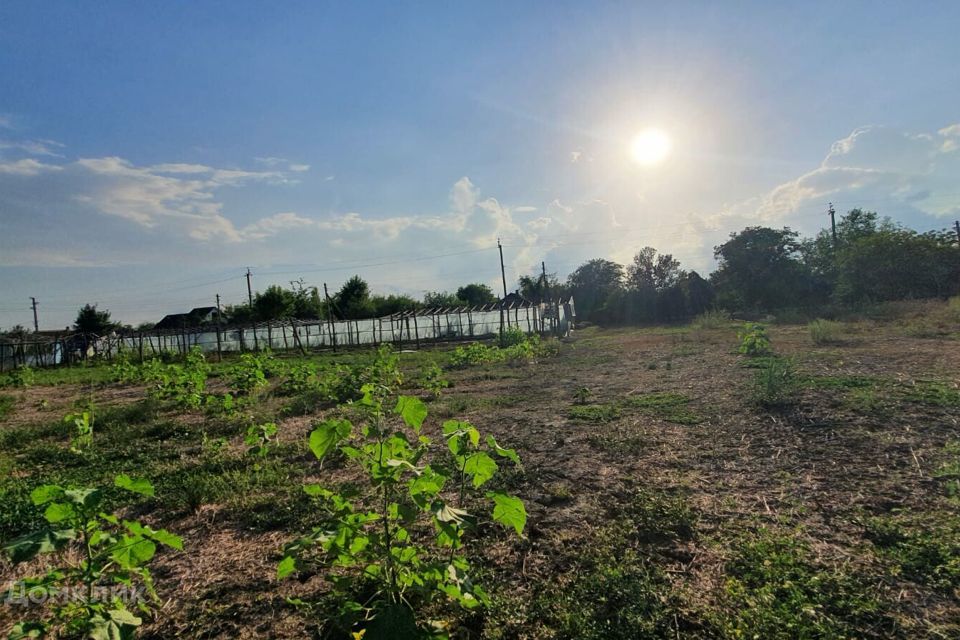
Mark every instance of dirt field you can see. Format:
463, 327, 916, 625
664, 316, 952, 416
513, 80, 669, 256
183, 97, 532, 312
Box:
1, 314, 958, 639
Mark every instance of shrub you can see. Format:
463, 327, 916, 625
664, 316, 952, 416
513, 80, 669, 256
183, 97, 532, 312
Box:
497, 326, 527, 348
737, 322, 771, 356
3, 366, 35, 388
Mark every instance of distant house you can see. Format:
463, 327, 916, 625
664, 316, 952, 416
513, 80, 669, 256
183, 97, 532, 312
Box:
154, 306, 221, 331
499, 291, 533, 308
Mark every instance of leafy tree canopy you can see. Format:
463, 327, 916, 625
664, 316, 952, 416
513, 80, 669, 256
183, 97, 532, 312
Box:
74, 304, 116, 335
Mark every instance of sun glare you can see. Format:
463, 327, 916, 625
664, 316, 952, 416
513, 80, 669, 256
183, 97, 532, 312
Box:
630, 128, 672, 166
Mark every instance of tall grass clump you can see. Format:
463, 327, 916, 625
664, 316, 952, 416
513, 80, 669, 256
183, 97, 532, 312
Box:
750, 358, 797, 408
692, 309, 731, 330
808, 318, 843, 345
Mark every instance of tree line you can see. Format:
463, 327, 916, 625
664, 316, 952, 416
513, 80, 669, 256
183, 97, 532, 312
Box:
3, 208, 957, 337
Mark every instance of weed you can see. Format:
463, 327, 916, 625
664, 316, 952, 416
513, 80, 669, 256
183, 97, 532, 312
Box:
719, 528, 893, 638
624, 392, 702, 425
625, 488, 697, 542
864, 515, 960, 592
935, 441, 960, 500
3, 366, 35, 388
903, 380, 960, 407
0, 393, 14, 419
691, 309, 732, 330
750, 358, 797, 408
808, 318, 844, 345
572, 386, 592, 405
497, 326, 527, 348
569, 403, 619, 423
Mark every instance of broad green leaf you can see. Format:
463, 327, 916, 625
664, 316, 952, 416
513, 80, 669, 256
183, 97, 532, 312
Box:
486, 435, 521, 465
30, 485, 64, 506
114, 475, 155, 497
123, 521, 183, 550
302, 484, 331, 498
309, 418, 352, 460
63, 487, 102, 510
409, 466, 446, 499
487, 492, 527, 536
43, 502, 75, 524
8, 622, 47, 639
111, 535, 156, 568
463, 452, 497, 488
394, 396, 428, 433
3, 528, 75, 563
277, 555, 297, 579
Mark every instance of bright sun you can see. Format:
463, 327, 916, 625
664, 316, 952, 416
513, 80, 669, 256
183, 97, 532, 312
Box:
630, 128, 672, 166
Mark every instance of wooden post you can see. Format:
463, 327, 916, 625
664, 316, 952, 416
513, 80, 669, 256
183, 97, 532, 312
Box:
291, 319, 307, 355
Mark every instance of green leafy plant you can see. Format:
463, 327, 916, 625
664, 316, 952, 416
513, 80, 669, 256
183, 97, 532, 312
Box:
2, 475, 182, 639
227, 352, 270, 396
419, 362, 450, 398
110, 353, 140, 384
64, 410, 94, 453
497, 326, 527, 348
244, 422, 279, 458
737, 322, 771, 357
278, 357, 525, 637
4, 366, 35, 389
573, 386, 592, 405
141, 347, 210, 408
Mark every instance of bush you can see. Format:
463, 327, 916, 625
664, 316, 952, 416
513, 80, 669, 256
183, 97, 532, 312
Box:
497, 326, 527, 347
737, 323, 771, 356
808, 318, 843, 345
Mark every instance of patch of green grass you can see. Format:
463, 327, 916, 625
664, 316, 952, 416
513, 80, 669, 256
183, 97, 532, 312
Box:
0, 393, 14, 418
569, 403, 620, 423
586, 433, 645, 455
863, 514, 960, 592
738, 355, 782, 369
624, 392, 703, 425
718, 528, 895, 639
902, 380, 960, 407
804, 374, 878, 390
691, 309, 732, 330
625, 488, 697, 543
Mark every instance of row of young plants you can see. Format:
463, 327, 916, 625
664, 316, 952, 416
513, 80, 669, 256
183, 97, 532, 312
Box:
2, 347, 527, 639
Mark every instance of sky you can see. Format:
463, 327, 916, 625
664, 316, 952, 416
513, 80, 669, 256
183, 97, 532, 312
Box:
1, 1, 959, 329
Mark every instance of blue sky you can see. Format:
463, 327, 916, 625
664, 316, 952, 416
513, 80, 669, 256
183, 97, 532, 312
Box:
1, 1, 959, 328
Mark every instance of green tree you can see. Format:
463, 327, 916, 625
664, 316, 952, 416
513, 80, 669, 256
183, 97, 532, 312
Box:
74, 304, 116, 334
626, 247, 683, 291
834, 227, 960, 302
566, 259, 625, 321
711, 227, 815, 311
370, 294, 419, 316
253, 285, 294, 321
335, 275, 373, 319
423, 291, 463, 308
456, 283, 497, 306
518, 272, 562, 302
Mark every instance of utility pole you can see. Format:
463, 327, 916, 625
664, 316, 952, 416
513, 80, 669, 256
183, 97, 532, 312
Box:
30, 297, 39, 332
497, 239, 507, 336
954, 220, 960, 245
214, 294, 223, 361
828, 203, 837, 245
541, 261, 551, 304
497, 239, 508, 298
323, 282, 337, 351
245, 268, 254, 307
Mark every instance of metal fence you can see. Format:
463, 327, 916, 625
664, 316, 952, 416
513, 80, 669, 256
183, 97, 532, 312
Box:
0, 299, 575, 371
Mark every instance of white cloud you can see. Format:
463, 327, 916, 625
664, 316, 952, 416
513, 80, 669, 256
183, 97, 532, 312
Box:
513, 206, 537, 213
0, 158, 63, 176
0, 138, 65, 157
